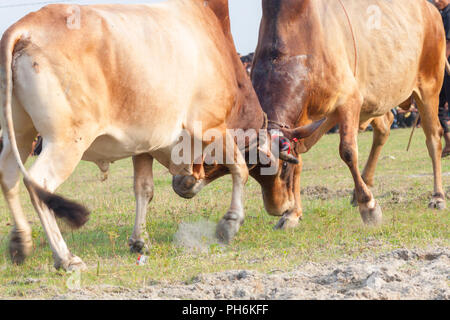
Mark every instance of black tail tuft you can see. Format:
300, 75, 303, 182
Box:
30, 181, 90, 229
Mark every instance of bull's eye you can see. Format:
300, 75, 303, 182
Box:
280, 161, 289, 179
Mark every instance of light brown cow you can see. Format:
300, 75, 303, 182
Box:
0, 0, 319, 271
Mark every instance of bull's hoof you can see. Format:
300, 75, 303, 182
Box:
55, 255, 87, 271
428, 197, 446, 210
359, 202, 383, 226
274, 214, 300, 230
128, 238, 149, 254
9, 228, 33, 265
216, 212, 243, 244
67, 256, 87, 272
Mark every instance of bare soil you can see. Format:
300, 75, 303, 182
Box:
53, 247, 449, 300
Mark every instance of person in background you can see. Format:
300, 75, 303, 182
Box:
434, 0, 450, 157
31, 135, 42, 156
396, 100, 419, 128
240, 52, 254, 77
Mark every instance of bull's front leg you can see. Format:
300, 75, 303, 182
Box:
275, 116, 339, 230
216, 139, 249, 244
129, 154, 154, 253
338, 101, 382, 226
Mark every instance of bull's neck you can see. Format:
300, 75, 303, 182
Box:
258, 0, 323, 129
202, 0, 266, 131
265, 99, 308, 130
227, 75, 267, 132
222, 21, 265, 132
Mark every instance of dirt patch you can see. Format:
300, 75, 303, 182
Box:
301, 186, 352, 200
301, 184, 450, 204
53, 247, 449, 300
379, 187, 450, 205
408, 172, 450, 179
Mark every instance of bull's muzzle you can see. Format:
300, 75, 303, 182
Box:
172, 175, 205, 199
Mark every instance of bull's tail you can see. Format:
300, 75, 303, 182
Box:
446, 59, 450, 76
1, 29, 89, 229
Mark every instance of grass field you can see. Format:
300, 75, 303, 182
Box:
0, 128, 448, 298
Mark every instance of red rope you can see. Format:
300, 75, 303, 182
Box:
338, 0, 358, 77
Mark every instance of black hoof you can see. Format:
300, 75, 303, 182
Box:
216, 212, 243, 244
274, 214, 299, 230
428, 197, 446, 210
129, 239, 148, 254
9, 229, 32, 265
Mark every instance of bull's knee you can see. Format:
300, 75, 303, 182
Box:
136, 180, 154, 201
339, 142, 355, 166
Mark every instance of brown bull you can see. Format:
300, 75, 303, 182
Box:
251, 0, 447, 226
174, 0, 447, 228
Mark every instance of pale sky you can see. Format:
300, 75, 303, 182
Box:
0, 0, 262, 55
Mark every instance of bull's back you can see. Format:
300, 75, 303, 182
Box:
6, 1, 235, 149
317, 0, 445, 116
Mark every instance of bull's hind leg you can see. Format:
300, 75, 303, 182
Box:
129, 154, 154, 253
338, 96, 382, 226
413, 91, 446, 209
25, 140, 92, 270
351, 113, 394, 206
0, 126, 37, 264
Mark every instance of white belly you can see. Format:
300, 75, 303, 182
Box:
82, 126, 195, 177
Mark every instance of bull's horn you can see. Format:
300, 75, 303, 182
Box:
281, 118, 326, 140
279, 151, 299, 164
258, 146, 277, 164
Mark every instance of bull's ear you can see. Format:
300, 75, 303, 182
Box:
280, 118, 326, 140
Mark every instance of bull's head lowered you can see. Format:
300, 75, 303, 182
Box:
172, 118, 324, 228
173, 0, 325, 230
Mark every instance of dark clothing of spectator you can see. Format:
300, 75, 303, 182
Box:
398, 111, 418, 128
438, 73, 449, 134
438, 5, 450, 134
33, 135, 43, 156
441, 5, 450, 41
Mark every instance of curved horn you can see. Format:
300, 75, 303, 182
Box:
280, 118, 326, 140
279, 151, 299, 164
277, 135, 299, 164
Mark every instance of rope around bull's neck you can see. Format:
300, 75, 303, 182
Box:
338, 0, 358, 77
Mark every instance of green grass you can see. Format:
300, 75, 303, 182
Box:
0, 128, 448, 298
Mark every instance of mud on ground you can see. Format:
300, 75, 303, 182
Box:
301, 184, 450, 205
